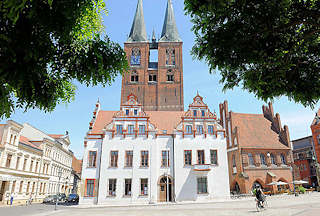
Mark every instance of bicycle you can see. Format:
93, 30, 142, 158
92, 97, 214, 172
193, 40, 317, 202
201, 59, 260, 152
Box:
256, 198, 268, 211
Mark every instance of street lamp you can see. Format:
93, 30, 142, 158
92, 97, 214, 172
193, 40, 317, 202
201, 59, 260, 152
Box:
55, 170, 62, 211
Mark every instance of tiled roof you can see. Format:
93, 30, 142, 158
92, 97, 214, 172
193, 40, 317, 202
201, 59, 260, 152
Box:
91, 110, 184, 135
91, 111, 117, 134
72, 156, 82, 174
231, 112, 290, 150
48, 134, 64, 139
146, 111, 184, 134
19, 136, 42, 150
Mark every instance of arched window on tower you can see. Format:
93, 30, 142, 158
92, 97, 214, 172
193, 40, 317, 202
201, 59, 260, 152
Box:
130, 70, 138, 82
166, 48, 175, 66
167, 69, 174, 82
171, 49, 175, 65
130, 48, 141, 66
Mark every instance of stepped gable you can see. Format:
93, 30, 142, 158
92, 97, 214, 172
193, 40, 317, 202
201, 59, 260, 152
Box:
231, 103, 291, 149
311, 108, 320, 126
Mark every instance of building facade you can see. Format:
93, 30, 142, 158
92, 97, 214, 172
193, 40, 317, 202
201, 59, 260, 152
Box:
121, 0, 183, 111
292, 136, 318, 187
310, 109, 320, 187
219, 102, 294, 194
80, 94, 230, 205
0, 121, 74, 205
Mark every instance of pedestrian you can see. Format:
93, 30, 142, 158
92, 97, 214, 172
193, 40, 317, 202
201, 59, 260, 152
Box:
10, 193, 14, 206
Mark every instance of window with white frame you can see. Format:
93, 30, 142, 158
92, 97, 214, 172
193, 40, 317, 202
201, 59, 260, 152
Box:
196, 125, 203, 134
140, 178, 148, 195
116, 125, 123, 134
108, 179, 116, 196
186, 125, 192, 134
124, 179, 132, 196
127, 125, 134, 134
139, 125, 146, 134
197, 177, 208, 194
207, 125, 214, 134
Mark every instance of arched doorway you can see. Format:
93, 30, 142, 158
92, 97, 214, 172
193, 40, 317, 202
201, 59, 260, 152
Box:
233, 182, 241, 194
158, 175, 173, 202
252, 180, 263, 190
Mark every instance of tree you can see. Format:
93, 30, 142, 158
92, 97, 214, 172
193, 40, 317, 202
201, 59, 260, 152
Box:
0, 0, 128, 118
185, 0, 320, 107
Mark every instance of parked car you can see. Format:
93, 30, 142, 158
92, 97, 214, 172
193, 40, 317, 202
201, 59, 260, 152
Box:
43, 195, 57, 204
66, 194, 79, 204
57, 193, 67, 202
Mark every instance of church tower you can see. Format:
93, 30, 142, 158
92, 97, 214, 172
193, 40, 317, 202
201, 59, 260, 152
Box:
121, 0, 184, 111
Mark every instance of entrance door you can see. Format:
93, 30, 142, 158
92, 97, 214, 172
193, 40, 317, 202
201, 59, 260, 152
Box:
158, 176, 172, 202
0, 181, 6, 202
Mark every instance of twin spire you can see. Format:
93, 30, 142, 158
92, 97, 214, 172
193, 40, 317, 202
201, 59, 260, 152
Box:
127, 0, 181, 43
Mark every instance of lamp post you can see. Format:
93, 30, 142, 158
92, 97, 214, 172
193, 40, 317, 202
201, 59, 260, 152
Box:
55, 171, 62, 211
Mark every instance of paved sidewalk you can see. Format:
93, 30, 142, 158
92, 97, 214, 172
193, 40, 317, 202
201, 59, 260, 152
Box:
1, 193, 319, 216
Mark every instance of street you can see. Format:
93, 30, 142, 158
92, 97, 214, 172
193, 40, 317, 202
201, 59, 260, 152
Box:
1, 193, 320, 216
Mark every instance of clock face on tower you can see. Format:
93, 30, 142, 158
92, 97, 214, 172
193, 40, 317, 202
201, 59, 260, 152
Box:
130, 48, 141, 66
130, 55, 141, 65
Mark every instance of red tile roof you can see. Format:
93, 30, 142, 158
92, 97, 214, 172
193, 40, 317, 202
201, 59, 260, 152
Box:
72, 156, 82, 174
146, 111, 184, 134
91, 110, 184, 135
231, 112, 290, 150
48, 134, 64, 139
19, 136, 42, 150
91, 111, 117, 133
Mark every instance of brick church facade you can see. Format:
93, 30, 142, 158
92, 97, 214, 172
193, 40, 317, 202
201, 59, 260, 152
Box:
121, 0, 183, 111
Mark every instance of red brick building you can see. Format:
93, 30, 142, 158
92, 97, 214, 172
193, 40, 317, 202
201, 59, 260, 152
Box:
310, 109, 320, 186
292, 136, 318, 186
219, 101, 294, 194
121, 0, 184, 111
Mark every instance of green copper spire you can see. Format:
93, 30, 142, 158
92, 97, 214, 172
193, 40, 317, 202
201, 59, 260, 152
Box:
127, 0, 148, 42
159, 0, 182, 42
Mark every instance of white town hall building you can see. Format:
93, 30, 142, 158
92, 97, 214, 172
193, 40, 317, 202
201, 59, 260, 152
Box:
80, 94, 230, 205
80, 0, 230, 205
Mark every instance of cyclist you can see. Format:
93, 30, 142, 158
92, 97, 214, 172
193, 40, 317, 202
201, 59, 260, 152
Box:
255, 186, 265, 208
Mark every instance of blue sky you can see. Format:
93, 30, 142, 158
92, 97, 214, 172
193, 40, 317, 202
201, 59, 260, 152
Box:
2, 0, 319, 158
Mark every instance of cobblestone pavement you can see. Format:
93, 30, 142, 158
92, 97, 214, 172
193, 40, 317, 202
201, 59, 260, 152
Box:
1, 193, 320, 216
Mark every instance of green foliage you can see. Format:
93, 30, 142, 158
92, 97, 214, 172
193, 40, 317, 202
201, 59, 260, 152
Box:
185, 0, 320, 107
0, 0, 128, 118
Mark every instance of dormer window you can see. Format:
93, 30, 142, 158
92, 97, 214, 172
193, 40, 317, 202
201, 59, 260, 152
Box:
201, 110, 205, 117
134, 109, 138, 115
116, 125, 123, 135
186, 125, 192, 134
193, 110, 197, 117
126, 109, 129, 116
196, 125, 203, 134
